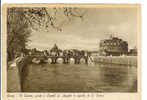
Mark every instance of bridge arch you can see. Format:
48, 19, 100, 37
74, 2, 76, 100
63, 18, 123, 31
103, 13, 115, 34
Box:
79, 57, 88, 64
47, 58, 52, 64
69, 57, 76, 64
56, 57, 64, 64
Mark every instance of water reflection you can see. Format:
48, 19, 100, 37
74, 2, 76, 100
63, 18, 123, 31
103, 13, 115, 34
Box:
22, 63, 137, 92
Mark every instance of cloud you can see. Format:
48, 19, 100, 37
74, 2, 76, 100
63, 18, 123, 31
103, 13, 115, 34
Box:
27, 7, 138, 50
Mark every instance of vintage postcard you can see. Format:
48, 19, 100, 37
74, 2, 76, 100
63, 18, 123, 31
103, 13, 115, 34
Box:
2, 4, 141, 100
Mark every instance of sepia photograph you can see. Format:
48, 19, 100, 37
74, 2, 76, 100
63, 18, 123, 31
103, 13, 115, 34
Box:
3, 4, 140, 93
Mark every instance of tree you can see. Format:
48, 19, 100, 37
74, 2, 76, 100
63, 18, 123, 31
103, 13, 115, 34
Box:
7, 8, 31, 61
7, 7, 86, 61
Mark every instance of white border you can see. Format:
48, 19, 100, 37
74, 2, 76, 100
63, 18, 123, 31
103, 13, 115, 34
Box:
1, 1, 146, 100
1, 0, 141, 4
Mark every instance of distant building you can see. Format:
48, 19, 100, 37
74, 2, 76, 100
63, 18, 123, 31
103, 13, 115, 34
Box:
129, 47, 137, 56
89, 51, 99, 56
50, 44, 62, 56
99, 36, 128, 56
29, 48, 44, 56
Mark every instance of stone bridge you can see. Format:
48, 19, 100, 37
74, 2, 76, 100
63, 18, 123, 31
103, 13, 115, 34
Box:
32, 55, 89, 64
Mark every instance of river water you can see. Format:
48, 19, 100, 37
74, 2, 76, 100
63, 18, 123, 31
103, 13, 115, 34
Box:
22, 63, 137, 92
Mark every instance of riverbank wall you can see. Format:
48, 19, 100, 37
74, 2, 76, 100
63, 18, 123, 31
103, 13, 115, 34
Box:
90, 56, 137, 66
7, 56, 32, 92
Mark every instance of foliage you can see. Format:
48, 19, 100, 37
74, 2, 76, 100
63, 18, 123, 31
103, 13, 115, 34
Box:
7, 7, 85, 61
7, 8, 31, 61
23, 7, 85, 31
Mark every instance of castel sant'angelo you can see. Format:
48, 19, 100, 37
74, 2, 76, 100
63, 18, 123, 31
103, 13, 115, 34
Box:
99, 36, 128, 56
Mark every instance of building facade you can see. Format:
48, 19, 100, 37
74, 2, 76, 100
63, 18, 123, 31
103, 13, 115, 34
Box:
129, 47, 137, 56
50, 44, 62, 56
99, 36, 128, 56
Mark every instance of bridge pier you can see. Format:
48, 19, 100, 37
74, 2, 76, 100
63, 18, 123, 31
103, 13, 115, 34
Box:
51, 57, 57, 64
63, 57, 69, 64
74, 57, 79, 64
85, 57, 88, 64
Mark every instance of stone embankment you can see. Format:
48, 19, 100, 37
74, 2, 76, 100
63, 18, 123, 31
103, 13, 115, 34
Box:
7, 56, 32, 92
88, 56, 137, 66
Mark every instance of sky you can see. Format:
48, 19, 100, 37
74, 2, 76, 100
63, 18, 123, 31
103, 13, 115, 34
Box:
27, 6, 138, 51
